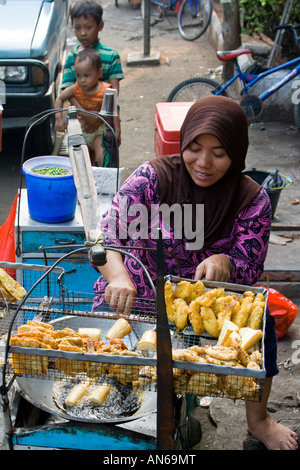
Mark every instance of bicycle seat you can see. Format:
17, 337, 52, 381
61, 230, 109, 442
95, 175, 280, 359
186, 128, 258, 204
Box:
217, 49, 253, 61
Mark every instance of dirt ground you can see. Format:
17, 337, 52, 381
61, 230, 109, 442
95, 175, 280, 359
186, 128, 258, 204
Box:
68, 0, 300, 451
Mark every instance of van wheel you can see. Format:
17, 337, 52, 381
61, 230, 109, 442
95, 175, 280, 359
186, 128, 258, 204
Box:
27, 111, 56, 156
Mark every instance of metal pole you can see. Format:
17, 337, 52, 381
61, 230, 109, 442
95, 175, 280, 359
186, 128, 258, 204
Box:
156, 229, 174, 450
144, 0, 151, 56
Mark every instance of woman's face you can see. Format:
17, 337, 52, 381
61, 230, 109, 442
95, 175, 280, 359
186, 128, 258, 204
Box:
182, 134, 232, 187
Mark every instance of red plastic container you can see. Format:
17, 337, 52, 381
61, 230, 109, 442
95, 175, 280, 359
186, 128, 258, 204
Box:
154, 102, 193, 157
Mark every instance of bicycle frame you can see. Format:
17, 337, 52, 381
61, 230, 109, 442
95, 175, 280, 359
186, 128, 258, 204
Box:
215, 56, 300, 102
149, 0, 179, 13
149, 0, 199, 15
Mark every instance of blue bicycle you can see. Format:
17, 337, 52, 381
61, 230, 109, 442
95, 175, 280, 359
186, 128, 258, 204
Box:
141, 0, 213, 41
167, 24, 300, 129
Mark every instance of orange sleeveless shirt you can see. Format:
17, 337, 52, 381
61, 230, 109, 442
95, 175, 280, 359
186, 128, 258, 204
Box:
74, 81, 111, 112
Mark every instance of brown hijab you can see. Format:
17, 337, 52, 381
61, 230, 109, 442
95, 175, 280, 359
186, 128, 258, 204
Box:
150, 96, 261, 251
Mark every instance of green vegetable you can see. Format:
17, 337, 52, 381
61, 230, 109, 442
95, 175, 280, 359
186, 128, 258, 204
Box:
33, 165, 71, 176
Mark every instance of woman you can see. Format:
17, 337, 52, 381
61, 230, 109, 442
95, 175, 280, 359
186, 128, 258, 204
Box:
92, 96, 298, 450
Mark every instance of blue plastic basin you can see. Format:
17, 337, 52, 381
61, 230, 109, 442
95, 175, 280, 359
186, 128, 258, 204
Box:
23, 156, 77, 223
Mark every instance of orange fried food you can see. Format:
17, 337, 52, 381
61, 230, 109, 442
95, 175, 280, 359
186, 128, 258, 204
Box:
173, 298, 189, 330
188, 298, 205, 335
173, 281, 194, 303
164, 280, 175, 322
200, 306, 219, 338
231, 292, 254, 328
10, 335, 50, 375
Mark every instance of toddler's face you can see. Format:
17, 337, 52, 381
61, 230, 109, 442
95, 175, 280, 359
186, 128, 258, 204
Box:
75, 57, 102, 92
73, 14, 102, 48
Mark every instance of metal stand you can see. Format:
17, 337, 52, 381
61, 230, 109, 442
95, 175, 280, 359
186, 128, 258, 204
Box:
267, 0, 294, 68
67, 107, 106, 267
127, 0, 160, 66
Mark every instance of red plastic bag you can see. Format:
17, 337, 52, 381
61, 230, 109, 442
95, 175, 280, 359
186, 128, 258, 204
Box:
265, 287, 299, 339
0, 194, 19, 277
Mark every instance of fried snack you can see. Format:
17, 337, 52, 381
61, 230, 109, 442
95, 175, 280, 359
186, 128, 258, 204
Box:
217, 319, 239, 346
188, 298, 205, 335
246, 294, 265, 330
164, 280, 175, 322
173, 281, 194, 303
16, 326, 57, 349
54, 328, 83, 339
240, 328, 263, 351
237, 347, 251, 367
139, 365, 157, 385
136, 330, 156, 351
200, 307, 219, 338
205, 356, 238, 367
190, 281, 205, 301
108, 350, 141, 384
78, 328, 101, 341
222, 373, 259, 400
247, 360, 261, 370
173, 371, 191, 394
188, 345, 206, 355
105, 318, 132, 340
250, 350, 262, 365
187, 372, 221, 397
226, 331, 242, 348
0, 285, 17, 302
0, 268, 27, 301
172, 347, 202, 363
10, 335, 50, 375
65, 380, 91, 407
199, 288, 225, 308
87, 383, 111, 405
55, 338, 91, 376
204, 345, 239, 362
27, 320, 54, 331
231, 292, 254, 329
214, 295, 240, 332
173, 298, 189, 330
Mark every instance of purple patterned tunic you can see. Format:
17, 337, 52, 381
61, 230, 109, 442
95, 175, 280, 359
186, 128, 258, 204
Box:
92, 162, 272, 308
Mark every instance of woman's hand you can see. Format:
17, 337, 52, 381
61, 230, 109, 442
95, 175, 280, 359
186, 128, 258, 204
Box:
104, 276, 137, 315
98, 250, 137, 315
195, 254, 232, 282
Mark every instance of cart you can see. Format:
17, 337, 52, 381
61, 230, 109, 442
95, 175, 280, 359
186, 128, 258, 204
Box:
0, 105, 267, 450
0, 253, 267, 450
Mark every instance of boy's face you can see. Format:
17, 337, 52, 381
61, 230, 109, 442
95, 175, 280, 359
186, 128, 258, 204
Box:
73, 14, 104, 48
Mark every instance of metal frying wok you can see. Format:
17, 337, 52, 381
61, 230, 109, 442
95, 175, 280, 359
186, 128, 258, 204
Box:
14, 314, 158, 424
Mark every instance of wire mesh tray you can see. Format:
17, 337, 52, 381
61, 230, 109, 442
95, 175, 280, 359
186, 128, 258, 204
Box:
9, 312, 158, 424
164, 275, 268, 401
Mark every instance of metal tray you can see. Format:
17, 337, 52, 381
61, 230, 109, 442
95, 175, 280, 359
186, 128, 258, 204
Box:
165, 275, 268, 380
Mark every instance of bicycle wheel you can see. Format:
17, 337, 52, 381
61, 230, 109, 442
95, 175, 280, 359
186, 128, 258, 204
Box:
294, 103, 300, 132
178, 0, 213, 41
167, 77, 227, 102
141, 0, 163, 26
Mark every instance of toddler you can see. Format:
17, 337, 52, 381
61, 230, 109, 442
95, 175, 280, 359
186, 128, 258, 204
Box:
55, 48, 121, 166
